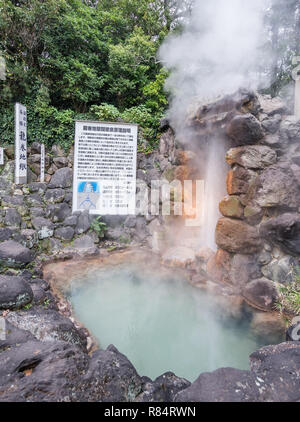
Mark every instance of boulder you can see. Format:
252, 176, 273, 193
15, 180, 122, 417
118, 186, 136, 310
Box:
175, 368, 260, 402
0, 240, 33, 268
6, 308, 87, 351
136, 372, 191, 402
0, 228, 13, 242
280, 115, 300, 144
257, 95, 287, 116
226, 165, 257, 195
80, 344, 144, 402
4, 208, 22, 228
259, 213, 300, 256
46, 203, 71, 223
54, 227, 74, 242
242, 278, 278, 311
206, 249, 232, 283
28, 182, 47, 194
229, 254, 261, 287
44, 188, 65, 204
48, 167, 72, 189
226, 146, 277, 169
0, 340, 90, 402
226, 114, 264, 146
53, 157, 68, 169
219, 195, 243, 219
161, 247, 195, 268
75, 210, 91, 235
261, 114, 282, 134
25, 193, 43, 207
261, 256, 295, 283
64, 215, 78, 227
250, 312, 286, 343
0, 275, 33, 310
20, 229, 38, 249
252, 165, 299, 209
249, 342, 300, 401
243, 205, 264, 225
0, 320, 36, 352
215, 218, 261, 254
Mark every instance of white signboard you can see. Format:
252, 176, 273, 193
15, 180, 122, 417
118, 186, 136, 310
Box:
40, 144, 45, 182
72, 121, 138, 215
14, 103, 27, 184
0, 148, 3, 165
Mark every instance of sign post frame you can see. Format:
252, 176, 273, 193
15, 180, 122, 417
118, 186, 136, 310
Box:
14, 102, 27, 185
72, 120, 138, 216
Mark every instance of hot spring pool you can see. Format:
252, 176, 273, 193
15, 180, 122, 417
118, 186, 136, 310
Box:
66, 261, 281, 382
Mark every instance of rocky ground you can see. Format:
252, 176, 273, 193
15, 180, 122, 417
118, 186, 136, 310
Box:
0, 90, 299, 401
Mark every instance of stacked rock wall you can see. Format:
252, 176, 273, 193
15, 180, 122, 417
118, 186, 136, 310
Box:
211, 93, 300, 311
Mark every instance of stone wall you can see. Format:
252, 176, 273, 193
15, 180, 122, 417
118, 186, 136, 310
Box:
0, 133, 179, 262
209, 92, 300, 311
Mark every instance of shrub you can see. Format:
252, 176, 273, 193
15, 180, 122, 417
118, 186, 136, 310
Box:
276, 269, 300, 316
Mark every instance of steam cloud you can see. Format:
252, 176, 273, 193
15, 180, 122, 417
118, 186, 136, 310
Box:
160, 0, 270, 131
159, 0, 270, 249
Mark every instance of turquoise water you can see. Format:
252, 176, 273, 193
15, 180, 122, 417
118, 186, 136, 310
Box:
68, 263, 274, 382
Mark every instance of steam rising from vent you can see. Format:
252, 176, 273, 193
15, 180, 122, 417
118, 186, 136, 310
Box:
159, 0, 270, 249
159, 0, 269, 132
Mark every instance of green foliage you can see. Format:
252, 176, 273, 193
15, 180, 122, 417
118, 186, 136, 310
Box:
90, 104, 121, 122
276, 269, 300, 316
90, 217, 107, 239
0, 0, 179, 150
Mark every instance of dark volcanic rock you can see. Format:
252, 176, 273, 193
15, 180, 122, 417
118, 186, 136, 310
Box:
4, 208, 22, 228
44, 188, 65, 204
242, 278, 278, 311
0, 228, 13, 242
226, 165, 257, 195
175, 368, 260, 402
261, 115, 282, 134
0, 275, 33, 310
0, 341, 145, 402
260, 213, 300, 256
0, 340, 89, 402
54, 226, 74, 242
215, 218, 261, 254
249, 342, 300, 401
175, 342, 300, 402
49, 167, 72, 188
252, 165, 300, 209
0, 240, 33, 268
280, 116, 300, 144
0, 321, 36, 352
75, 210, 91, 234
46, 203, 71, 223
6, 308, 87, 351
80, 344, 143, 402
229, 254, 261, 287
136, 372, 191, 402
226, 114, 264, 146
226, 145, 277, 169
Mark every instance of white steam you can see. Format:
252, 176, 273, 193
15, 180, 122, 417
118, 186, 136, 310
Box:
159, 0, 270, 249
160, 0, 269, 128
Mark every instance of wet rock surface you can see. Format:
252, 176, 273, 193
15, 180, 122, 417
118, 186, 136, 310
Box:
0, 240, 33, 268
0, 275, 33, 310
215, 218, 261, 254
175, 342, 300, 402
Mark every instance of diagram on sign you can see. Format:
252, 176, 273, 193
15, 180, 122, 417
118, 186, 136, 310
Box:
77, 181, 100, 210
